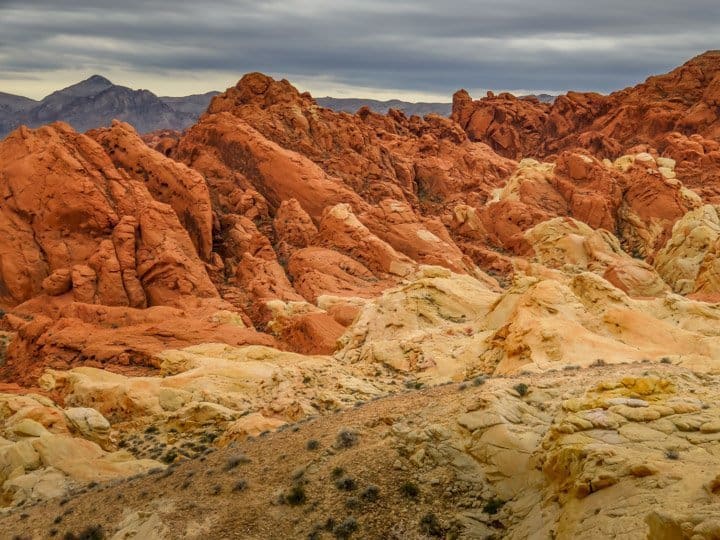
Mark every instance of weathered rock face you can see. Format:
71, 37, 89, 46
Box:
89, 121, 214, 260
1, 300, 277, 386
199, 72, 514, 207
447, 151, 699, 268
0, 393, 160, 507
336, 266, 720, 378
171, 72, 510, 283
0, 123, 217, 309
655, 205, 720, 297
452, 50, 720, 159
523, 217, 669, 297
660, 132, 720, 203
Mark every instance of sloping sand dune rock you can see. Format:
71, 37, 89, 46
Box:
336, 267, 720, 377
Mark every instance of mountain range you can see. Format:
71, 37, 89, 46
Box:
0, 75, 218, 138
0, 75, 556, 138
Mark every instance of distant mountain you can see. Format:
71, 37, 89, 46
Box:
316, 93, 555, 117
531, 94, 556, 103
316, 97, 453, 117
160, 91, 220, 116
0, 76, 557, 139
0, 91, 38, 113
0, 76, 218, 139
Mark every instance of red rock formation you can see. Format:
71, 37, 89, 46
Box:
2, 300, 276, 386
269, 311, 345, 355
0, 123, 217, 309
288, 247, 396, 303
4, 53, 720, 391
173, 75, 510, 284
452, 50, 720, 160
89, 121, 214, 260
447, 152, 697, 262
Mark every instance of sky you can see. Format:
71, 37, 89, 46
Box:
0, 0, 718, 102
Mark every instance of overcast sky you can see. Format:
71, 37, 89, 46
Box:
0, 0, 718, 101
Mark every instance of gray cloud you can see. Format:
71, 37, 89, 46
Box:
0, 0, 718, 99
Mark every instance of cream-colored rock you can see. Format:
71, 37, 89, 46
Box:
3, 467, 69, 506
656, 205, 720, 295
111, 510, 170, 540
393, 369, 720, 538
64, 407, 112, 449
337, 266, 720, 377
219, 412, 287, 444
44, 344, 392, 430
524, 217, 669, 297
7, 419, 49, 439
336, 266, 498, 381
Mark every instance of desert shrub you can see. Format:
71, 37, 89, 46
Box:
335, 476, 357, 491
224, 454, 250, 470
306, 439, 320, 451
360, 485, 379, 502
513, 383, 529, 397
333, 517, 358, 539
285, 484, 307, 506
232, 479, 248, 492
419, 513, 444, 536
335, 428, 358, 449
161, 449, 178, 464
483, 498, 505, 514
62, 525, 104, 540
399, 481, 419, 499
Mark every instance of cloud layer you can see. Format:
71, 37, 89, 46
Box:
1, 0, 718, 100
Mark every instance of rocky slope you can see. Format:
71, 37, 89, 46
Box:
2, 364, 719, 539
1, 53, 720, 538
